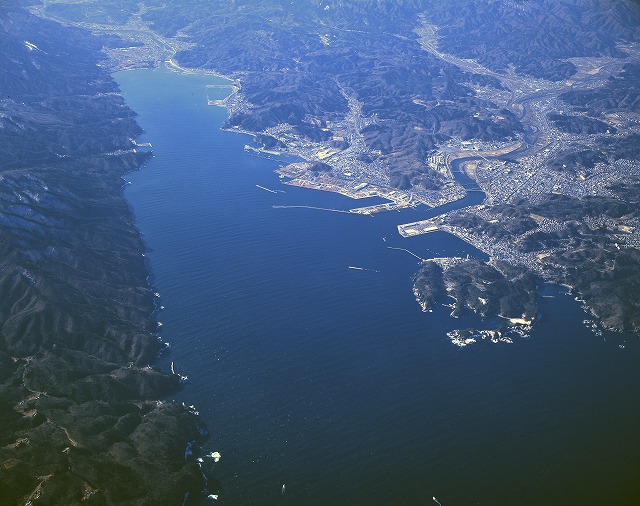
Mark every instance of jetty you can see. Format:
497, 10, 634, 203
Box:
386, 246, 426, 262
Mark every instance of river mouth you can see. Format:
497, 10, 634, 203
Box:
117, 65, 640, 505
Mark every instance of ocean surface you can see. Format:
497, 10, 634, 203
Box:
117, 67, 640, 505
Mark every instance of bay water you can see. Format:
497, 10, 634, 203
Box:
118, 67, 640, 505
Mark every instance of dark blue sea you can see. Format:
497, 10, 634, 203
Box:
117, 67, 640, 505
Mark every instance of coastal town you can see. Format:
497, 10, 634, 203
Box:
32, 1, 640, 341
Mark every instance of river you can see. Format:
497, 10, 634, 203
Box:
117, 66, 640, 505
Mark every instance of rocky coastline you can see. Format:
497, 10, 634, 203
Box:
0, 5, 214, 505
